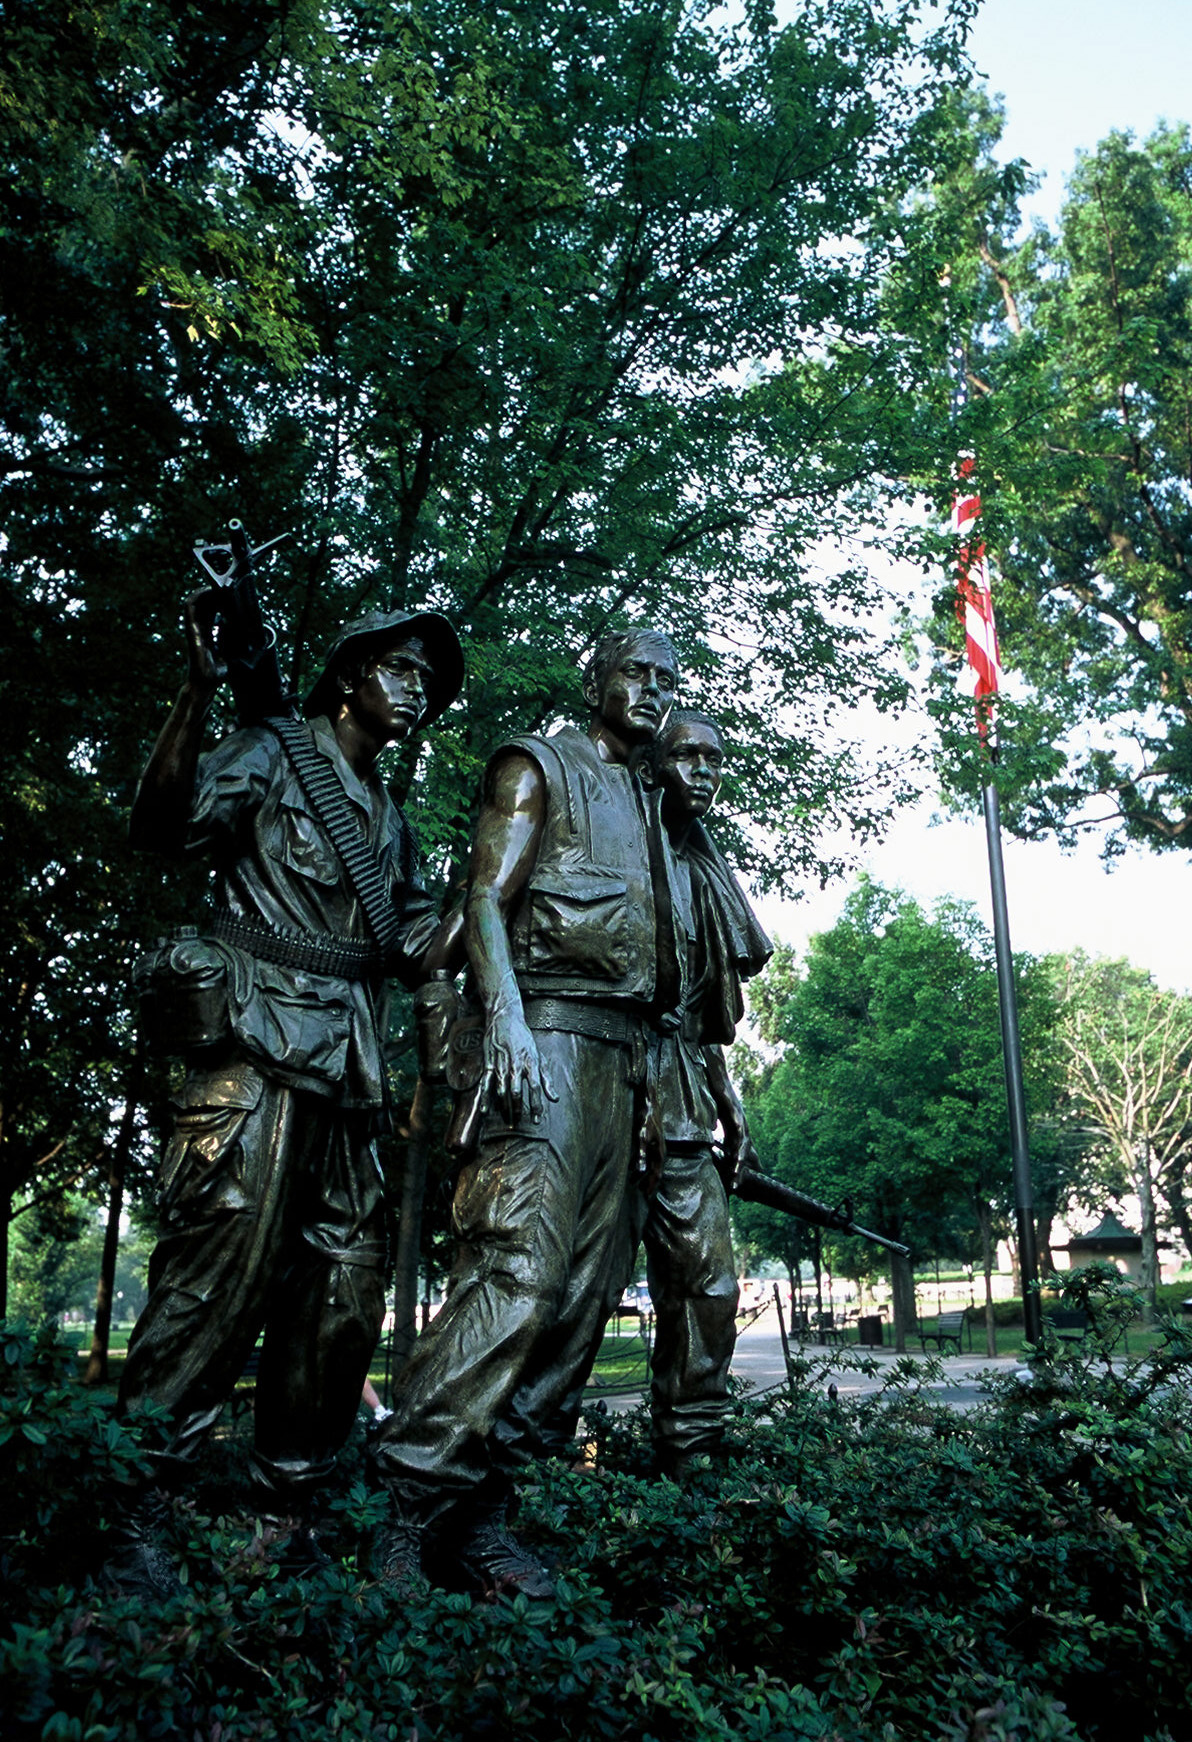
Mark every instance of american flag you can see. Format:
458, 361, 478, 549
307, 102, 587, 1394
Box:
953, 454, 1002, 715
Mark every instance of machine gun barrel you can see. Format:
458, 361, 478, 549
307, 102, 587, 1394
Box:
733, 1166, 910, 1258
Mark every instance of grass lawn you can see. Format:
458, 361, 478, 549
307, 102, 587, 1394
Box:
52, 1300, 1189, 1415
801, 1312, 1176, 1361
585, 1327, 653, 1391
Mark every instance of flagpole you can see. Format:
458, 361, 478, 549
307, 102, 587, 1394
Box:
947, 311, 1043, 1346
980, 770, 1043, 1345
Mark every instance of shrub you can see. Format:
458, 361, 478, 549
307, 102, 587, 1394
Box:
1, 1285, 1190, 1742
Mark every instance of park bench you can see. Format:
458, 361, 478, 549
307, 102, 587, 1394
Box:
918, 1310, 968, 1356
1044, 1306, 1132, 1355
814, 1311, 853, 1347
1046, 1308, 1089, 1348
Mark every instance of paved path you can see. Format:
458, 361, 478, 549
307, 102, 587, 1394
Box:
731, 1314, 1011, 1407
591, 1304, 1016, 1413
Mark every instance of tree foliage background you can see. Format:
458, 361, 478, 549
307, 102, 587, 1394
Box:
0, 0, 980, 1305
882, 93, 1192, 860
1052, 951, 1192, 1319
738, 879, 1081, 1345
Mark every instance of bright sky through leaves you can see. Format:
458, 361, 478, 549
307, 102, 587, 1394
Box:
764, 0, 1192, 994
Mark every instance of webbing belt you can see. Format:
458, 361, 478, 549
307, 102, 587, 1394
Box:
521, 997, 647, 1046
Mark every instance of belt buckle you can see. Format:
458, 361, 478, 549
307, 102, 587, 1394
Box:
629, 1030, 647, 1080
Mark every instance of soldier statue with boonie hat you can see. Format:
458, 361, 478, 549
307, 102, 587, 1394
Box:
110, 591, 463, 1595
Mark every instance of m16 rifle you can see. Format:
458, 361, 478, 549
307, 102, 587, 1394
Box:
192, 519, 291, 725
732, 1166, 910, 1259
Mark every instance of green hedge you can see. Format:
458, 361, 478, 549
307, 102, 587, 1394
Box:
2, 1268, 1191, 1741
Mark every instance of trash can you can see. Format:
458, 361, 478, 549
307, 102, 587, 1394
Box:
858, 1315, 884, 1347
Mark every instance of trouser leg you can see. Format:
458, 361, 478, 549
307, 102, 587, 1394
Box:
369, 1131, 577, 1518
118, 1059, 291, 1469
515, 1147, 649, 1464
371, 1030, 634, 1518
494, 1128, 640, 1467
644, 1144, 739, 1463
252, 1110, 388, 1499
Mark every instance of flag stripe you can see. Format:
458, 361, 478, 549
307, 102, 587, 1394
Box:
953, 456, 1002, 708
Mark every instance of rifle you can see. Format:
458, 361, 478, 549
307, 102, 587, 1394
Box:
192, 518, 291, 725
733, 1165, 910, 1259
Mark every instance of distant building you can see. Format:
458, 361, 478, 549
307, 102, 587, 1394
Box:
1055, 1210, 1181, 1282
1058, 1210, 1143, 1278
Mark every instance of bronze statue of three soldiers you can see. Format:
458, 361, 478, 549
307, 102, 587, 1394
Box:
115, 598, 769, 1601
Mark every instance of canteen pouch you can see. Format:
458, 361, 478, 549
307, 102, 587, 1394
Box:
443, 1007, 486, 1156
132, 929, 231, 1057
414, 975, 462, 1085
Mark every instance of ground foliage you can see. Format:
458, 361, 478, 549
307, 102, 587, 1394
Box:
3, 1273, 1191, 1742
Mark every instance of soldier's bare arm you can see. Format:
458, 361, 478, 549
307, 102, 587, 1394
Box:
704, 1043, 757, 1189
129, 594, 226, 857
465, 751, 557, 1123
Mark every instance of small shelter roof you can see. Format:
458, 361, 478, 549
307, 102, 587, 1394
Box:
1063, 1211, 1140, 1253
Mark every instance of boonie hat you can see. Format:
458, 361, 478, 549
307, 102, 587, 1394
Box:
304, 608, 464, 726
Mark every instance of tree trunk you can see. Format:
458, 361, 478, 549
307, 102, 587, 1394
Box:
391, 1079, 434, 1372
890, 1251, 915, 1354
976, 1199, 997, 1358
0, 1193, 8, 1320
1006, 1231, 1021, 1298
1034, 1195, 1060, 1278
85, 1055, 143, 1385
1167, 1164, 1192, 1262
1135, 1140, 1159, 1327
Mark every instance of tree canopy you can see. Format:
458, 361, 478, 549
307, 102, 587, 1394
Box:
888, 98, 1192, 855
1053, 951, 1192, 1318
1, 0, 980, 1296
740, 879, 1068, 1343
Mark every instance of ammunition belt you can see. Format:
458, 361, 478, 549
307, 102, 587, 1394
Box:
210, 909, 384, 980
269, 715, 404, 956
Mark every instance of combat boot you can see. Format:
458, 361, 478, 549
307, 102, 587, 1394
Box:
372, 1513, 429, 1600
449, 1501, 555, 1601
100, 1486, 183, 1601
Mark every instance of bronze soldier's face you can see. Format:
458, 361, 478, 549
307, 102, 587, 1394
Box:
350, 637, 434, 742
597, 639, 678, 743
657, 722, 724, 820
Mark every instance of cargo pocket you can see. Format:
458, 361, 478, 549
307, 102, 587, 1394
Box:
159, 1068, 265, 1224
240, 985, 352, 1082
527, 874, 629, 980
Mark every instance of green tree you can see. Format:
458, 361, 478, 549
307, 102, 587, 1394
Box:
2, 0, 977, 1302
742, 880, 1066, 1351
1055, 952, 1192, 1323
6, 1198, 150, 1327
888, 103, 1192, 855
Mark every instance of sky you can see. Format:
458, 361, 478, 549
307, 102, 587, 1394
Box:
761, 0, 1192, 993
